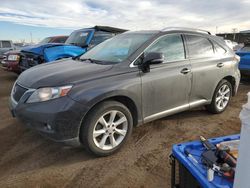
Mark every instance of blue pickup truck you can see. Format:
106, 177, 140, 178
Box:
19, 26, 127, 71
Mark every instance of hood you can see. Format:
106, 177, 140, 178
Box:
44, 45, 85, 62
0, 48, 11, 55
21, 43, 65, 55
5, 50, 21, 55
17, 59, 113, 88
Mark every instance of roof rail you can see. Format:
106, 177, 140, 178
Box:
161, 27, 211, 35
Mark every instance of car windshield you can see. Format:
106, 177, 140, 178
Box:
80, 32, 155, 64
240, 46, 250, 52
65, 30, 90, 47
39, 37, 52, 44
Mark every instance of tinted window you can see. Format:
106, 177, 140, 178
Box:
39, 37, 52, 44
90, 31, 115, 47
1, 41, 11, 48
65, 31, 90, 47
185, 35, 214, 58
213, 42, 226, 55
53, 37, 68, 43
145, 34, 185, 62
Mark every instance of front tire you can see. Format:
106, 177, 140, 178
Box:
80, 101, 133, 157
206, 79, 232, 114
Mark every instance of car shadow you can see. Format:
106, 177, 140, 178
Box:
0, 121, 94, 177
241, 76, 250, 85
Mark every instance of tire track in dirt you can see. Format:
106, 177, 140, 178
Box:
0, 68, 249, 188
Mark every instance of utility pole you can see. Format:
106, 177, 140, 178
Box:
30, 32, 33, 44
215, 26, 218, 34
232, 28, 238, 41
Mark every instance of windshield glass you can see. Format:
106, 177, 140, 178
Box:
39, 37, 52, 44
241, 46, 250, 52
80, 32, 154, 63
65, 30, 90, 47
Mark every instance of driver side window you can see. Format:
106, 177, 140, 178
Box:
145, 34, 185, 63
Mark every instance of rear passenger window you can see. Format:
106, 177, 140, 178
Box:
185, 35, 214, 58
145, 34, 185, 62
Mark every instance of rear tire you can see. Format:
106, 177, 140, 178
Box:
80, 101, 133, 157
206, 79, 232, 114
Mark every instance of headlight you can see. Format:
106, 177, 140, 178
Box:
7, 54, 20, 61
26, 85, 72, 103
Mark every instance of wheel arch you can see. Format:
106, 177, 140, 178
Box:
222, 76, 236, 96
80, 94, 140, 131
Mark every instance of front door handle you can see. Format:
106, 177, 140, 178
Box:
217, 63, 224, 68
180, 68, 191, 74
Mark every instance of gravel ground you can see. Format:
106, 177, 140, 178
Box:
0, 68, 249, 188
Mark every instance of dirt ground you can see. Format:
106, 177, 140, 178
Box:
0, 68, 249, 188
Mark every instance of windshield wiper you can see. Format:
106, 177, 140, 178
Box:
79, 58, 102, 64
69, 42, 79, 46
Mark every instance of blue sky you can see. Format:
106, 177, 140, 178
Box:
0, 22, 72, 43
0, 0, 250, 43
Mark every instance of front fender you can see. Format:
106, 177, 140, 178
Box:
74, 90, 142, 126
68, 73, 142, 124
44, 45, 86, 62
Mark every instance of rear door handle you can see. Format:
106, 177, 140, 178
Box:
180, 68, 191, 74
217, 63, 224, 68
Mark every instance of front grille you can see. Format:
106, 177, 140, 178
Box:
13, 83, 28, 102
19, 52, 43, 70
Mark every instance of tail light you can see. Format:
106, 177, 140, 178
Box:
233, 54, 240, 63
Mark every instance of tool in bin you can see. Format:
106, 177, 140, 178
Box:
200, 136, 237, 181
184, 149, 199, 165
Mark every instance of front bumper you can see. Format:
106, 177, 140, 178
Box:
9, 88, 89, 146
1, 60, 21, 73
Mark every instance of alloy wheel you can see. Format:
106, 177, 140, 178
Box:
215, 84, 231, 110
93, 110, 128, 150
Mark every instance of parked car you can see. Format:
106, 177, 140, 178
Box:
38, 36, 68, 44
1, 36, 68, 74
236, 44, 250, 76
18, 26, 127, 71
0, 40, 16, 63
10, 28, 240, 156
1, 50, 21, 74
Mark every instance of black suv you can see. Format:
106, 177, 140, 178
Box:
10, 28, 240, 156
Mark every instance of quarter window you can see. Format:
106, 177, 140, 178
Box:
185, 35, 214, 58
145, 34, 185, 62
213, 42, 227, 55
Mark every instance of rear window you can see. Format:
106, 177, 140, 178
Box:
1, 41, 11, 48
185, 35, 214, 58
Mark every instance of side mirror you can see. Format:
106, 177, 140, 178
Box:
139, 52, 164, 73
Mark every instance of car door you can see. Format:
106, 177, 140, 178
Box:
184, 34, 224, 105
140, 34, 192, 122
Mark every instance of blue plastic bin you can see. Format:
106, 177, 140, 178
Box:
171, 134, 240, 188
